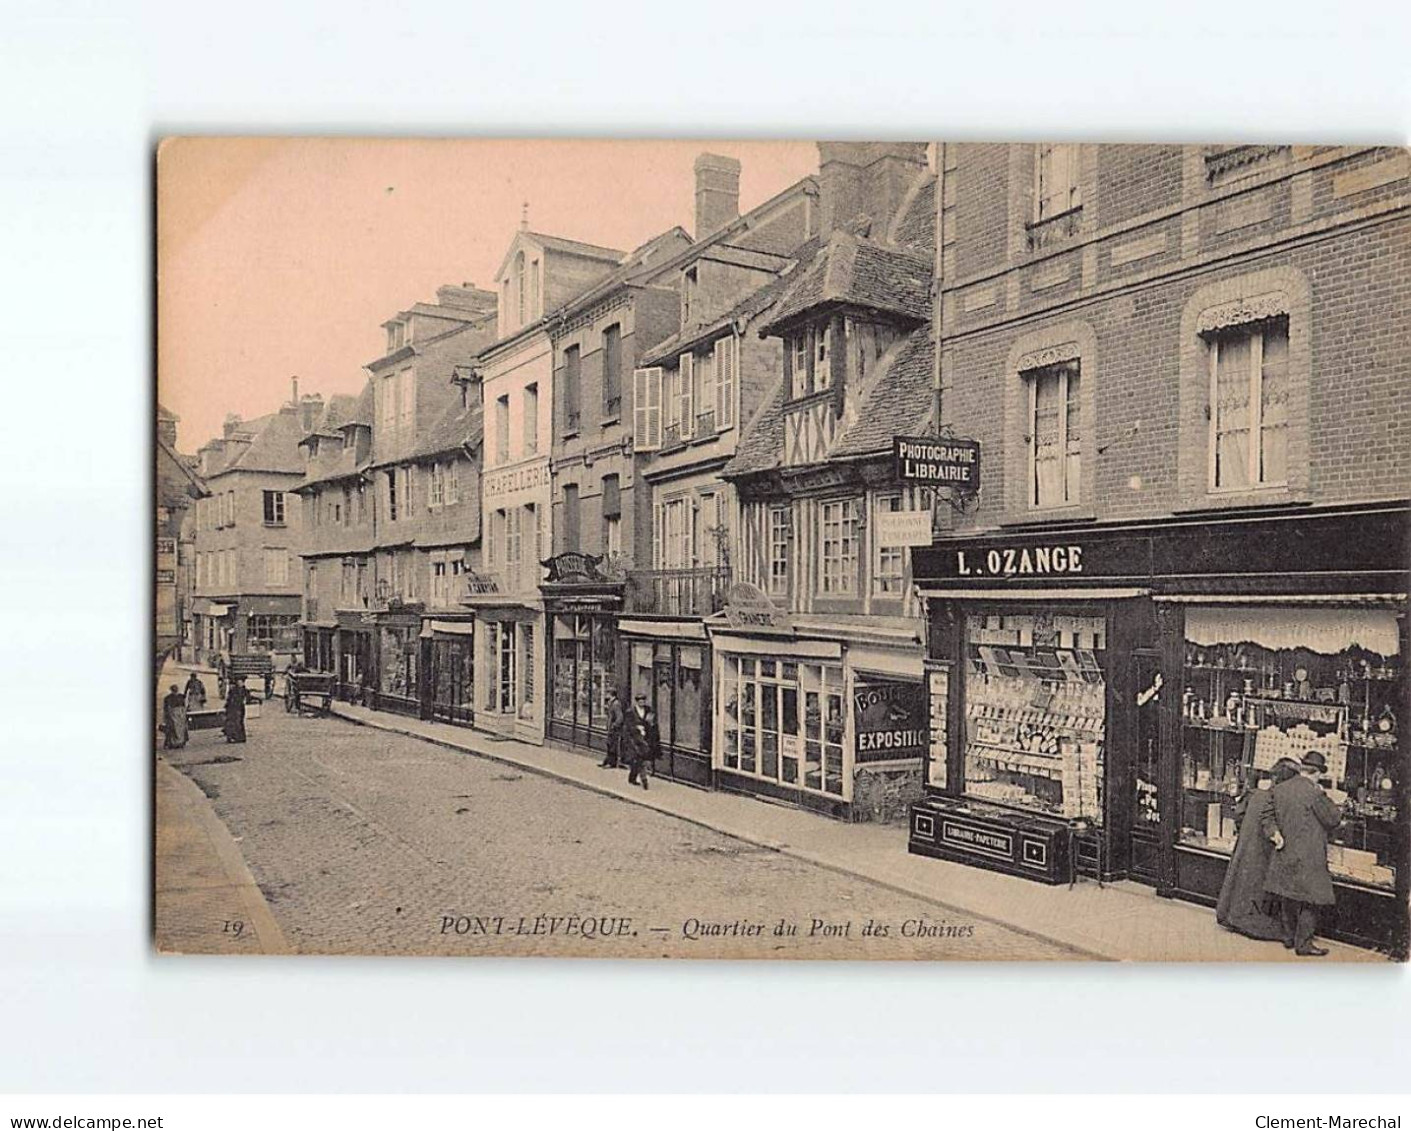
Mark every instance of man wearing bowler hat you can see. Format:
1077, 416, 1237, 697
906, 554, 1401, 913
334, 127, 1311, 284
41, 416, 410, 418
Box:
1262, 750, 1345, 956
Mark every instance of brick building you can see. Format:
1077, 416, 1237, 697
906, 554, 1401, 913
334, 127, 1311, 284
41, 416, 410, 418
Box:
717, 141, 939, 820
907, 144, 1410, 955
539, 224, 693, 757
190, 390, 314, 665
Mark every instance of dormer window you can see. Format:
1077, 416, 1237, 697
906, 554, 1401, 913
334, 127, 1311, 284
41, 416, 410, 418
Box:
386, 321, 406, 353
787, 324, 833, 400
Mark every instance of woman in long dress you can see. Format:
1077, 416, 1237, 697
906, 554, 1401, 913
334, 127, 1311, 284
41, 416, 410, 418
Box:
161, 684, 189, 749
1216, 757, 1300, 940
184, 671, 207, 711
223, 679, 248, 744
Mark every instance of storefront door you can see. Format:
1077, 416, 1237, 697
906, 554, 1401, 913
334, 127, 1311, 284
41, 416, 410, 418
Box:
430, 635, 475, 725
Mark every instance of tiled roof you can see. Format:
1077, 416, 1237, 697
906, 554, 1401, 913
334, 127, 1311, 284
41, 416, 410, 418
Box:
759, 230, 931, 335
301, 393, 360, 443
204, 411, 306, 477
720, 378, 789, 477
889, 173, 937, 258
723, 324, 934, 476
344, 380, 375, 428
639, 240, 821, 367
408, 400, 484, 462
296, 441, 366, 492
830, 326, 934, 458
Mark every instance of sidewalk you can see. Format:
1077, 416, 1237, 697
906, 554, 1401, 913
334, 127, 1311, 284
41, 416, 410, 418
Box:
328, 701, 1384, 963
154, 757, 293, 956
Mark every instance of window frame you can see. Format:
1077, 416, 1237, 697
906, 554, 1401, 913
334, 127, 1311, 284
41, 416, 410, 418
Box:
818, 497, 860, 596
262, 490, 286, 527
1025, 360, 1082, 510
1206, 318, 1290, 493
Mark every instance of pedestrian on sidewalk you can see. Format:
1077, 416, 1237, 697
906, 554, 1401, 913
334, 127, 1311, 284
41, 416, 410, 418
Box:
185, 670, 207, 711
600, 688, 625, 768
162, 684, 189, 749
1262, 750, 1345, 957
1215, 757, 1300, 941
623, 692, 661, 790
223, 678, 248, 744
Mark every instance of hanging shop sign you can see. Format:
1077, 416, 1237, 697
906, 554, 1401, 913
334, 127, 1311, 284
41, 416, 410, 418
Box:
853, 678, 928, 763
542, 551, 608, 585
722, 582, 791, 633
894, 436, 981, 490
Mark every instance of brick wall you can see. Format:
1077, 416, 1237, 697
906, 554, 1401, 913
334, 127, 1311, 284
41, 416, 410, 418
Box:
943, 214, 1411, 530
1097, 145, 1183, 229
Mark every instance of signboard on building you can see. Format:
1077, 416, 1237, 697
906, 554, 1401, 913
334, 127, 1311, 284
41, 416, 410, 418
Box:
894, 436, 980, 490
722, 582, 791, 633
853, 678, 927, 763
875, 509, 933, 548
542, 552, 607, 585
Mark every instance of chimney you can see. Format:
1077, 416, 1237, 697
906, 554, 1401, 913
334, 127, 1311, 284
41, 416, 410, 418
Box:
222, 413, 243, 439
817, 142, 928, 235
300, 393, 324, 433
694, 153, 741, 239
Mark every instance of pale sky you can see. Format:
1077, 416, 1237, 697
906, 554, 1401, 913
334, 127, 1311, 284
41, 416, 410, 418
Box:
157, 138, 820, 450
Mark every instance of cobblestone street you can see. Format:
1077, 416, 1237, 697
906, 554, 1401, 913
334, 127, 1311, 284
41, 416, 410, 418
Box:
160, 702, 1082, 960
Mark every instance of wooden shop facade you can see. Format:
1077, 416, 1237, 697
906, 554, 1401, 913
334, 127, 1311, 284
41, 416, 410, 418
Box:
908, 500, 1409, 956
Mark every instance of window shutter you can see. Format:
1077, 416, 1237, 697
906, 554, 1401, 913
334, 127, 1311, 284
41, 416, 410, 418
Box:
633, 367, 663, 451
652, 501, 664, 569
715, 336, 736, 429
679, 353, 694, 440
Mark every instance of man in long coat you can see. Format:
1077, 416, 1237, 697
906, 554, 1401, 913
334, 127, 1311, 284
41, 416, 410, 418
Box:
599, 689, 625, 769
1262, 750, 1344, 956
622, 692, 661, 791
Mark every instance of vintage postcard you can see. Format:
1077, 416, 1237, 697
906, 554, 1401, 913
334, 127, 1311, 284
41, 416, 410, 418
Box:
155, 139, 1409, 961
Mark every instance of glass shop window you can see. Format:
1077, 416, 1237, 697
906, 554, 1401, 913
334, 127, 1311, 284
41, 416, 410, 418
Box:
718, 656, 842, 797
962, 612, 1107, 823
1179, 606, 1400, 891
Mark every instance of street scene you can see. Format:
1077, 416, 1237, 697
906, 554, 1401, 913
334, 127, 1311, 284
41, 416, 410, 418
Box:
156, 139, 1410, 961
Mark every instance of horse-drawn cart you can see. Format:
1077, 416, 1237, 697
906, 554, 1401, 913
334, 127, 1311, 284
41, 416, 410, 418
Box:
285, 670, 335, 716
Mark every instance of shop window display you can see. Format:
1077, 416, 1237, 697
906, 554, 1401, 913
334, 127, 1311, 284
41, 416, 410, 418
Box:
379, 625, 418, 700
962, 612, 1106, 822
1179, 606, 1400, 891
719, 656, 843, 797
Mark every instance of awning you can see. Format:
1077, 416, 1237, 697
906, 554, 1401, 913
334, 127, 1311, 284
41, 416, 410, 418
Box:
193, 600, 233, 617
427, 620, 476, 636
618, 619, 709, 641
711, 636, 842, 660
917, 587, 1149, 602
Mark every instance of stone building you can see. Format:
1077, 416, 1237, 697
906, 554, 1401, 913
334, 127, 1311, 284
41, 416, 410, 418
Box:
155, 403, 206, 664
338, 283, 498, 717
907, 144, 1410, 955
189, 389, 314, 665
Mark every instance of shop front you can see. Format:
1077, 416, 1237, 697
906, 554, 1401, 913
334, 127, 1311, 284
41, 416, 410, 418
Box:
622, 625, 712, 786
909, 501, 1409, 956
303, 623, 336, 675
542, 553, 624, 759
371, 603, 424, 717
192, 599, 235, 666
461, 577, 546, 746
423, 617, 475, 726
333, 611, 374, 704
708, 584, 927, 821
